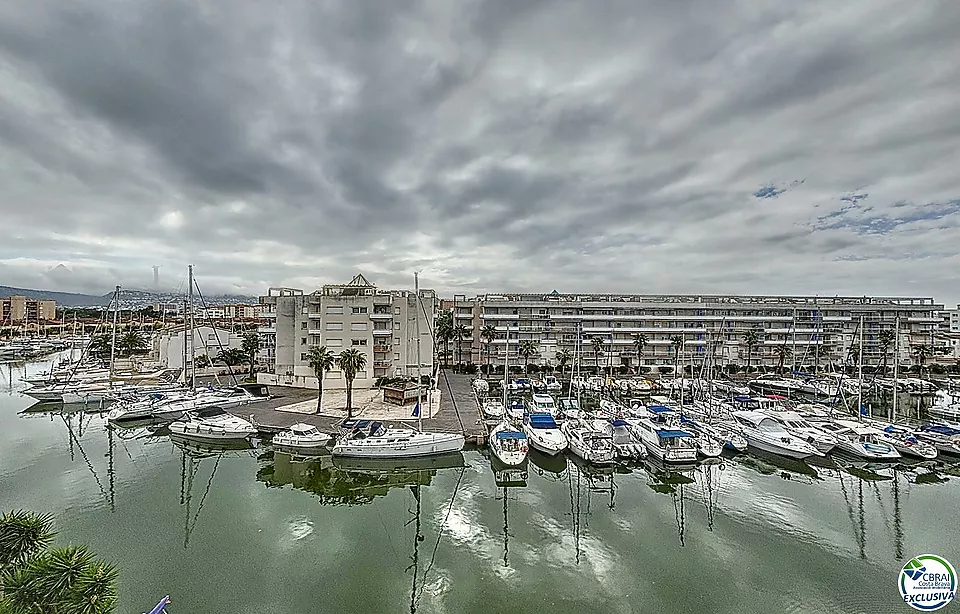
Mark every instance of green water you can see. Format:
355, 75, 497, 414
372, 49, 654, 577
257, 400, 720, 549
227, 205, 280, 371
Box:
2, 359, 959, 614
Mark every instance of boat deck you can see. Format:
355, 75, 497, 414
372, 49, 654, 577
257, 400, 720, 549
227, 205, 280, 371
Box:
236, 372, 486, 443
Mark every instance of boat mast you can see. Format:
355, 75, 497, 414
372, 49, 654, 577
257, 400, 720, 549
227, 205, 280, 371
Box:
414, 272, 423, 432
892, 315, 900, 422
502, 315, 509, 411
857, 315, 864, 421
109, 286, 120, 387
188, 264, 195, 389
575, 321, 582, 407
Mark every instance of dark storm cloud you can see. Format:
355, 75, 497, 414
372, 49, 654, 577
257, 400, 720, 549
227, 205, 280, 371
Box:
0, 0, 959, 306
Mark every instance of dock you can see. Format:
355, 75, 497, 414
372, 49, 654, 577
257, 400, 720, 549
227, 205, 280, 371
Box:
236, 371, 486, 444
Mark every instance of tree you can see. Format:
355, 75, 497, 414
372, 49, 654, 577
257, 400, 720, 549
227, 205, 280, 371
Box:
518, 340, 539, 373
631, 334, 648, 373
216, 348, 247, 366
772, 345, 792, 373
337, 349, 367, 419
877, 329, 896, 375
912, 344, 930, 374
453, 324, 469, 368
118, 331, 148, 356
435, 312, 454, 368
480, 324, 498, 373
86, 335, 111, 359
555, 349, 572, 377
194, 354, 211, 369
241, 333, 259, 378
307, 346, 337, 414
591, 336, 605, 373
670, 335, 684, 378
0, 510, 117, 614
743, 329, 761, 371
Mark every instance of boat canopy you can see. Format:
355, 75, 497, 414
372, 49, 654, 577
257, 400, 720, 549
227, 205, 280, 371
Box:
611, 419, 629, 427
648, 405, 673, 413
496, 431, 526, 440
656, 429, 693, 439
196, 406, 227, 418
734, 395, 752, 402
528, 413, 558, 429
920, 424, 960, 436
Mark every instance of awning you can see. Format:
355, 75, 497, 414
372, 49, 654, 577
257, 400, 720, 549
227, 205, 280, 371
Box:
656, 429, 693, 439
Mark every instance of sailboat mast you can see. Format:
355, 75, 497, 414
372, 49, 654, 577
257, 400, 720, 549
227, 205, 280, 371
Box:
892, 316, 900, 422
188, 264, 194, 389
109, 286, 120, 384
502, 311, 510, 409
857, 315, 864, 420
414, 272, 422, 431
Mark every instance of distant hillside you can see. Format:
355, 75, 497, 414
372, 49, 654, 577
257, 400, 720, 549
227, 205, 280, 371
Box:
0, 285, 258, 308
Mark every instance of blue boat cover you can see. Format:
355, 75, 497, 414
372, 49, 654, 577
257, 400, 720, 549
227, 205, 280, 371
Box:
496, 431, 526, 440
648, 405, 673, 413
734, 395, 752, 402
921, 424, 960, 435
529, 413, 558, 428
611, 419, 629, 427
656, 429, 693, 439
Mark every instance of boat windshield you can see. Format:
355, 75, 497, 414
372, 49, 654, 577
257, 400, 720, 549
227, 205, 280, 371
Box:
756, 419, 784, 433
196, 407, 227, 418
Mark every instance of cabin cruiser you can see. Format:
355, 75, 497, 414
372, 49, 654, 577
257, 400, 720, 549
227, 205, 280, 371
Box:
272, 423, 331, 451
561, 419, 616, 465
597, 398, 628, 419
107, 384, 270, 423
731, 411, 822, 459
331, 420, 465, 458
591, 419, 646, 460
521, 413, 568, 456
674, 416, 724, 458
542, 375, 562, 392
928, 391, 960, 422
507, 398, 526, 420
627, 417, 698, 464
168, 406, 257, 441
749, 374, 819, 397
813, 420, 901, 460
557, 398, 584, 420
482, 399, 506, 420
766, 411, 839, 454
864, 422, 938, 460
528, 394, 558, 415
915, 424, 960, 456
489, 421, 528, 466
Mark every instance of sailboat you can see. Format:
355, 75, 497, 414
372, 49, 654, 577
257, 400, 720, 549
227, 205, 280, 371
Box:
489, 420, 528, 466
561, 418, 616, 464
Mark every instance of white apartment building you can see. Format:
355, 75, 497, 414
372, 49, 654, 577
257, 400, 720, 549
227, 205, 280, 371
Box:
447, 292, 945, 371
941, 305, 960, 334
257, 274, 436, 389
149, 325, 244, 370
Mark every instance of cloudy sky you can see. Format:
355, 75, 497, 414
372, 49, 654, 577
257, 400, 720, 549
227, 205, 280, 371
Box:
1, 0, 958, 305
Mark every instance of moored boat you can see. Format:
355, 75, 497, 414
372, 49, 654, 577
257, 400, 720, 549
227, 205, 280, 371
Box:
489, 420, 528, 466
331, 419, 465, 458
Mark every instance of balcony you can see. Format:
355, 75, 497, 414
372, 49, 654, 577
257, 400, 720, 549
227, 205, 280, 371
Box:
257, 326, 276, 334
373, 344, 391, 353
261, 311, 276, 318
372, 329, 393, 336
370, 312, 393, 319
373, 361, 392, 368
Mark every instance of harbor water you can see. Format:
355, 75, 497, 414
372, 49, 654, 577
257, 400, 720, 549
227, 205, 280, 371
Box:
2, 359, 959, 613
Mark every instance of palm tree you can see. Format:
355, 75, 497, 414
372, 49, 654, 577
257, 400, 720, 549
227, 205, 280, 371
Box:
480, 324, 498, 373
555, 349, 572, 377
0, 510, 55, 569
631, 333, 648, 373
591, 336, 605, 373
216, 348, 247, 366
435, 312, 454, 368
743, 329, 761, 371
118, 330, 148, 356
877, 329, 896, 375
453, 324, 469, 368
517, 340, 540, 373
912, 344, 930, 375
670, 335, 684, 377
86, 335, 111, 359
241, 332, 260, 378
337, 349, 367, 419
307, 346, 337, 414
772, 345, 792, 373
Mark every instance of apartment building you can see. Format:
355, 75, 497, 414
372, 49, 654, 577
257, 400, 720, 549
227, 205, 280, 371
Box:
445, 292, 945, 371
257, 274, 436, 388
1, 295, 57, 324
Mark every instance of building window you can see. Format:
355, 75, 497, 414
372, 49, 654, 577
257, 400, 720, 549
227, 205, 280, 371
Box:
393, 322, 400, 329
394, 337, 400, 345
300, 352, 308, 360
351, 322, 368, 331
301, 322, 307, 330
351, 338, 367, 346
352, 306, 368, 314
327, 338, 343, 347
394, 353, 400, 360
326, 306, 344, 315
394, 307, 401, 314
301, 337, 307, 346
326, 322, 343, 331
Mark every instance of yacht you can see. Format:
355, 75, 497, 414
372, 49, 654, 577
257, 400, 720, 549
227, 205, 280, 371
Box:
507, 398, 526, 420
928, 391, 960, 422
271, 423, 331, 451
557, 398, 584, 420
866, 423, 938, 460
482, 399, 506, 420
627, 414, 698, 464
767, 411, 839, 454
749, 374, 819, 396
591, 419, 646, 460
731, 411, 822, 459
168, 406, 257, 441
521, 413, 568, 456
561, 419, 615, 465
915, 424, 960, 456
331, 420, 465, 458
528, 394, 558, 415
695, 418, 748, 453
814, 420, 901, 460
107, 384, 269, 423
675, 416, 724, 458
489, 420, 528, 466
543, 375, 563, 392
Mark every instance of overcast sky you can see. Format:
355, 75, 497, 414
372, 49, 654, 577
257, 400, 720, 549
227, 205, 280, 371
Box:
1, 1, 958, 306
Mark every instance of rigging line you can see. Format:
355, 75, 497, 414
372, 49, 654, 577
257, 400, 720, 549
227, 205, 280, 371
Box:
188, 455, 222, 538
192, 278, 240, 388
414, 465, 467, 607
869, 480, 892, 538
59, 414, 108, 504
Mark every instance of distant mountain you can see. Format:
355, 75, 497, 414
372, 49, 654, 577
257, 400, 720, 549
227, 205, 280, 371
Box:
0, 285, 258, 308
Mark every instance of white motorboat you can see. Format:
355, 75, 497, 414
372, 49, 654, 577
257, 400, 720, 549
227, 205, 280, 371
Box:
272, 423, 331, 450
108, 384, 270, 423
331, 420, 465, 458
865, 422, 938, 460
543, 375, 562, 392
928, 391, 960, 422
482, 399, 506, 420
528, 393, 558, 415
507, 398, 526, 420
675, 416, 723, 458
489, 421, 528, 466
694, 418, 748, 453
597, 398, 627, 419
592, 419, 646, 460
814, 420, 901, 460
749, 375, 819, 396
561, 419, 615, 465
627, 417, 698, 463
521, 413, 568, 456
168, 406, 257, 441
767, 411, 839, 454
472, 378, 490, 396
557, 397, 584, 420
916, 424, 960, 456
731, 411, 822, 459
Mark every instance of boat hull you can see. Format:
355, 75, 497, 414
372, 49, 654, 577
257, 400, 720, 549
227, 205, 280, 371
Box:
332, 434, 465, 459
744, 436, 818, 460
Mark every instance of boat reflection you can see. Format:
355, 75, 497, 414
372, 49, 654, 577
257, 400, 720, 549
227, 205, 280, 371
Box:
733, 449, 821, 482
528, 449, 567, 478
490, 454, 527, 568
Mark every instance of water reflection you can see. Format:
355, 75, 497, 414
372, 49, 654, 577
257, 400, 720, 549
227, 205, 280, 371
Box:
490, 455, 527, 568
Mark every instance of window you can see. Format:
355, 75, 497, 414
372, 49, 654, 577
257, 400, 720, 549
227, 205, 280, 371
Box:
326, 306, 343, 315
300, 352, 308, 360
326, 370, 341, 379
301, 337, 307, 346
301, 322, 307, 330
394, 307, 401, 314
351, 322, 368, 331
351, 338, 367, 346
327, 338, 343, 347
352, 306, 368, 314
394, 353, 400, 360
393, 322, 400, 329
394, 337, 400, 345
326, 322, 343, 331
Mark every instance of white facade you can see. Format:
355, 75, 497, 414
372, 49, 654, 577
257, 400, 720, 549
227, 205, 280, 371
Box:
257, 274, 436, 389
151, 325, 244, 369
942, 306, 960, 334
